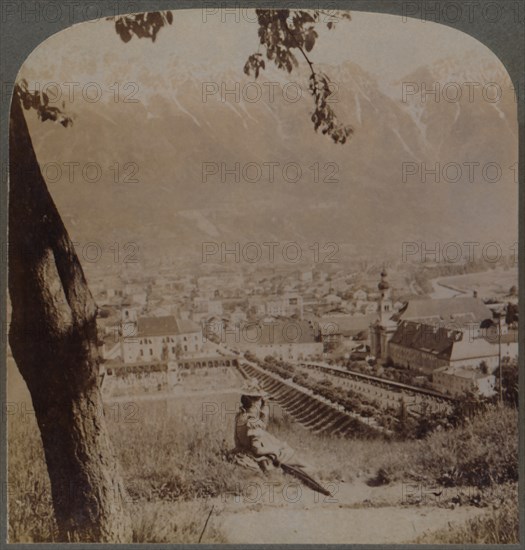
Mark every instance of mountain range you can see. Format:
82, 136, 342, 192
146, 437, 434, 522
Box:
22, 49, 518, 267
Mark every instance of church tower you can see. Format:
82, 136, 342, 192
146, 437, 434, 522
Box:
378, 269, 393, 325
370, 268, 397, 360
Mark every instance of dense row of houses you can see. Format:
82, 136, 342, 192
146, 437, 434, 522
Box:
96, 265, 392, 329
94, 263, 517, 399
223, 319, 323, 361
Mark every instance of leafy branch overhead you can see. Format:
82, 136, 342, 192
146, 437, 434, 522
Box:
110, 9, 353, 144
244, 9, 353, 144
13, 11, 175, 125
108, 11, 173, 43
16, 9, 353, 145
15, 79, 73, 127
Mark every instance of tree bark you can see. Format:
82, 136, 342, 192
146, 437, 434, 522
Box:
8, 94, 133, 542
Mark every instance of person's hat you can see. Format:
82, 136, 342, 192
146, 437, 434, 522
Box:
239, 378, 268, 397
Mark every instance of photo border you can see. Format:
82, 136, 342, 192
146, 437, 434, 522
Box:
0, 0, 523, 548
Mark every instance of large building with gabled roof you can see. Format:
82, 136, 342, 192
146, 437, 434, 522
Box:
121, 315, 203, 364
369, 271, 501, 372
388, 320, 499, 373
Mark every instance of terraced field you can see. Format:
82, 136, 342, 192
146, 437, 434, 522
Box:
297, 362, 453, 416
237, 362, 381, 437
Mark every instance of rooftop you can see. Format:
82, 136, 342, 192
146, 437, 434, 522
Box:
320, 313, 377, 336
390, 320, 499, 362
226, 319, 318, 345
390, 320, 460, 359
136, 315, 200, 337
396, 297, 493, 325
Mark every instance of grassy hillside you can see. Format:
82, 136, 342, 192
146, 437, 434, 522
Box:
7, 383, 519, 543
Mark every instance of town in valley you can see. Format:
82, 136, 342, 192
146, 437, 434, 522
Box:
67, 247, 519, 434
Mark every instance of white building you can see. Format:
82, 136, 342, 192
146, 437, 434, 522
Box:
248, 293, 303, 318
230, 307, 247, 325
300, 271, 313, 283
121, 315, 203, 364
192, 298, 224, 322
353, 289, 368, 301
323, 294, 342, 307
432, 366, 496, 397
225, 319, 322, 361
121, 304, 141, 323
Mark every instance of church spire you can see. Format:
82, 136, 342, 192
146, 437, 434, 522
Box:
378, 267, 392, 324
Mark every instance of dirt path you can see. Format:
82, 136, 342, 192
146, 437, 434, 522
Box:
206, 478, 484, 544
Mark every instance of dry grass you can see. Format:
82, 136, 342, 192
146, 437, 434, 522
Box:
414, 488, 519, 544
7, 417, 57, 542
112, 393, 256, 502
130, 500, 226, 543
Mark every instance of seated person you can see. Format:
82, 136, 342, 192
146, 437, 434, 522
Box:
231, 382, 306, 473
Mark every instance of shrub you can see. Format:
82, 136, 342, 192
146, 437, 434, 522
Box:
375, 404, 518, 489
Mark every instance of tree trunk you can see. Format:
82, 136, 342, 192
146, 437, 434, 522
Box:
8, 94, 133, 542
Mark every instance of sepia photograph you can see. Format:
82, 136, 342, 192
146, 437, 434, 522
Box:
4, 3, 521, 544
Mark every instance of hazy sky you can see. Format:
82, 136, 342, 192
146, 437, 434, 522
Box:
21, 9, 500, 90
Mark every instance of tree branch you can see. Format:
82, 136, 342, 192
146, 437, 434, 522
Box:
282, 19, 316, 77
